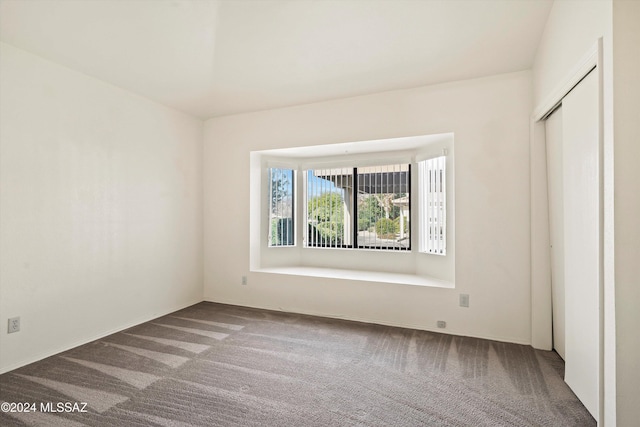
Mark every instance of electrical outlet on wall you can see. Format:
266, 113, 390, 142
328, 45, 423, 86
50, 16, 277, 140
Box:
437, 320, 446, 329
459, 294, 470, 308
241, 276, 247, 286
8, 317, 20, 334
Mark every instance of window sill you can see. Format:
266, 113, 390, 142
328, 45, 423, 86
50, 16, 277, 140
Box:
252, 266, 454, 288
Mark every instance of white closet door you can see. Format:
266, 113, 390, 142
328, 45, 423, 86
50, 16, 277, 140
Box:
545, 106, 565, 360
562, 69, 599, 419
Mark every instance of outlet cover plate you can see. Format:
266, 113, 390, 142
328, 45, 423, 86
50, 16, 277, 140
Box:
459, 294, 470, 308
8, 317, 20, 333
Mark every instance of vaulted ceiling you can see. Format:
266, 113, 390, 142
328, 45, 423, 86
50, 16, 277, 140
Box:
0, 0, 553, 119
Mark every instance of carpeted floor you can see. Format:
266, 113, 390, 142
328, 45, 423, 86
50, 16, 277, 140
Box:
0, 302, 595, 426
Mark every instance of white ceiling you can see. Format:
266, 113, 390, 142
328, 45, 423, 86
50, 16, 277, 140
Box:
0, 0, 553, 119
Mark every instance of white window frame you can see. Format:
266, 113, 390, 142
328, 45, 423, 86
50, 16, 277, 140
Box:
303, 164, 411, 251
250, 133, 454, 283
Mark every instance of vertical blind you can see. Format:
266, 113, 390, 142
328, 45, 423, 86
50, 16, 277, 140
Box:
305, 164, 410, 250
268, 168, 294, 246
270, 158, 446, 253
355, 164, 410, 250
418, 156, 446, 255
306, 168, 351, 248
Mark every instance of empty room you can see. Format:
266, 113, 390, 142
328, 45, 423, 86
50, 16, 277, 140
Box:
0, 0, 638, 426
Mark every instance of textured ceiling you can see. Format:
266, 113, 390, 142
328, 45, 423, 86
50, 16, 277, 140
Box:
0, 0, 553, 119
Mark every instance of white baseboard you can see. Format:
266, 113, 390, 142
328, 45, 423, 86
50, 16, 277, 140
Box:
203, 297, 531, 347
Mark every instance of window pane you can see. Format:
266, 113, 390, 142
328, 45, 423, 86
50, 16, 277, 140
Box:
268, 168, 294, 247
305, 168, 352, 248
356, 164, 410, 250
418, 156, 446, 255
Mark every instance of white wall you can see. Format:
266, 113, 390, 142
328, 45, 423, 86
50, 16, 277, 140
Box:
611, 1, 640, 425
520, 0, 611, 359
532, 0, 609, 107
204, 71, 532, 344
0, 43, 204, 373
532, 0, 611, 421
531, 0, 640, 424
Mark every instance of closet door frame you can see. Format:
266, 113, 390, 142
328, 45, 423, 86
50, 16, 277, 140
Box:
529, 40, 606, 423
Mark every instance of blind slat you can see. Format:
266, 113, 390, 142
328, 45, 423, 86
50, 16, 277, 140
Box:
418, 156, 446, 255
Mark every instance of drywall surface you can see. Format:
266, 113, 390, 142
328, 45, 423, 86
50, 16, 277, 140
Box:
204, 71, 532, 344
532, 1, 625, 424
529, 0, 608, 356
532, 0, 608, 107
0, 43, 203, 373
612, 1, 640, 424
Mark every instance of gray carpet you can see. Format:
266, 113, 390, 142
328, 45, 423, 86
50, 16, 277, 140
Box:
0, 302, 595, 426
